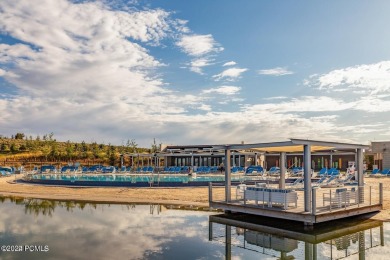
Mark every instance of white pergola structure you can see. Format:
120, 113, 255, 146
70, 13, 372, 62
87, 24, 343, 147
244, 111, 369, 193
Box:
212, 139, 369, 213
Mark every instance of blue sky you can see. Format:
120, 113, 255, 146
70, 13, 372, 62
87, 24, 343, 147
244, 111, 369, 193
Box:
1, 0, 390, 147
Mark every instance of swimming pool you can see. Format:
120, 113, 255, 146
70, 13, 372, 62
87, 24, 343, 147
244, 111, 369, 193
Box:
23, 173, 265, 187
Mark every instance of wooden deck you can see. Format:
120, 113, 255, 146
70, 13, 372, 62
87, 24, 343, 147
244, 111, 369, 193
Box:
210, 200, 381, 224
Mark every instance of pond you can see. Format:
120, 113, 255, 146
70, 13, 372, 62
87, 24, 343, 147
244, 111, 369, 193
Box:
0, 196, 389, 259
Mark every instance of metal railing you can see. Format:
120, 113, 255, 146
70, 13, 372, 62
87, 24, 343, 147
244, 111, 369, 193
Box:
311, 183, 383, 215
209, 182, 383, 215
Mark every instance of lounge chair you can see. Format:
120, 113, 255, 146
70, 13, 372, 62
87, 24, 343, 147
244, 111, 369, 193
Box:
320, 175, 343, 188
371, 168, 380, 175
287, 177, 304, 187
338, 174, 355, 184
290, 167, 303, 176
210, 166, 219, 173
245, 166, 264, 175
40, 165, 57, 173
382, 168, 390, 175
0, 167, 13, 176
318, 167, 328, 177
102, 166, 116, 173
231, 166, 239, 173
312, 176, 328, 186
268, 167, 280, 175
370, 168, 387, 177
328, 168, 340, 176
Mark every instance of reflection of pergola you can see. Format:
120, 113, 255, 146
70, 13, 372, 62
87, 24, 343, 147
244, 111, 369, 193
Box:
209, 139, 383, 225
209, 214, 384, 260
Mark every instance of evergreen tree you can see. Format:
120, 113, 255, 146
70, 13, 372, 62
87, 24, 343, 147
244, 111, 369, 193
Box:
15, 133, 25, 139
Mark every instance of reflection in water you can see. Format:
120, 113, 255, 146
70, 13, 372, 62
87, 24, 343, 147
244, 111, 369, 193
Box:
0, 196, 388, 260
0, 197, 100, 216
0, 196, 220, 260
209, 214, 385, 259
0, 196, 214, 216
0, 197, 182, 217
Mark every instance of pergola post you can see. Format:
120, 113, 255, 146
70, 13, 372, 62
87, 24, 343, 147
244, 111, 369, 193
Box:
304, 144, 312, 212
279, 152, 286, 189
330, 151, 333, 168
357, 148, 364, 186
254, 153, 258, 166
191, 153, 194, 171
225, 148, 231, 202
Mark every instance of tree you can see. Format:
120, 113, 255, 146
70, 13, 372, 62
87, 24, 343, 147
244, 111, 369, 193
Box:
65, 141, 74, 160
15, 133, 25, 139
10, 143, 18, 152
91, 142, 99, 159
151, 138, 159, 153
108, 145, 117, 165
49, 143, 59, 160
1, 143, 9, 152
126, 139, 138, 153
41, 145, 51, 161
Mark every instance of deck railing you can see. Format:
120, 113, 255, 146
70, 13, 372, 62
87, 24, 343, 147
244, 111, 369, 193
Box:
311, 183, 383, 215
209, 182, 383, 215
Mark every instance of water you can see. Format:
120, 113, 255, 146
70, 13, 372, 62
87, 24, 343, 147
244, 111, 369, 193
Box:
0, 196, 388, 260
29, 174, 262, 184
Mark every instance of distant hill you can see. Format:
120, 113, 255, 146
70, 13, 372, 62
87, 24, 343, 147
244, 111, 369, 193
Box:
0, 133, 151, 168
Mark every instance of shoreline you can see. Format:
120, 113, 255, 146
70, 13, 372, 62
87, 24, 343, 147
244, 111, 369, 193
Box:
1, 175, 390, 221
0, 175, 215, 208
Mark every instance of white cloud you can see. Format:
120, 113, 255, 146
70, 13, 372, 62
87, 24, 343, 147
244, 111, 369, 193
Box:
222, 61, 236, 67
212, 67, 247, 81
263, 96, 289, 100
0, 68, 6, 76
189, 58, 214, 74
258, 67, 293, 76
176, 34, 223, 56
198, 104, 212, 111
0, 0, 209, 145
176, 34, 223, 74
1, 1, 389, 147
306, 61, 390, 95
202, 86, 241, 95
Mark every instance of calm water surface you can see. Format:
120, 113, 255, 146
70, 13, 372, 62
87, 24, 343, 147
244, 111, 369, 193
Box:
0, 197, 389, 259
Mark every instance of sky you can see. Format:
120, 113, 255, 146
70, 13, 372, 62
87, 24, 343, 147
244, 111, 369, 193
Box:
1, 0, 390, 147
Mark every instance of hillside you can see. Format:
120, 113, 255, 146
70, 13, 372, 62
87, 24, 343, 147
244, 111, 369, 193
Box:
0, 133, 151, 168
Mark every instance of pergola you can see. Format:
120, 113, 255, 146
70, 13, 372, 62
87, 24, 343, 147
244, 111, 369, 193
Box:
211, 139, 369, 213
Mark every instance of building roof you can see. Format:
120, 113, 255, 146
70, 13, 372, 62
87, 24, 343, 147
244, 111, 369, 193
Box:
163, 139, 369, 153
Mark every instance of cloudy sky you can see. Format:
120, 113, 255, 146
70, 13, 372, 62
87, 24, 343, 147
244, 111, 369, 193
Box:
1, 0, 390, 147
